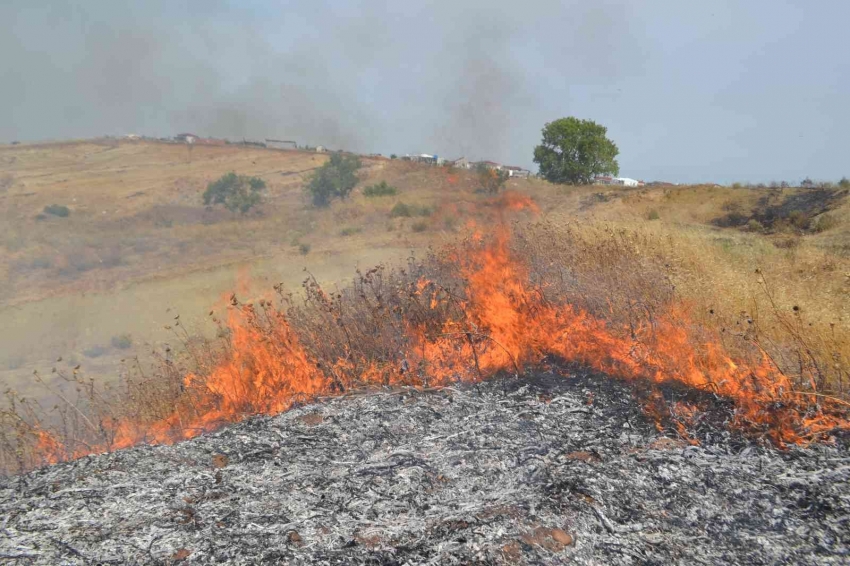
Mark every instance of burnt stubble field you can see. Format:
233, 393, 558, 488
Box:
2, 370, 848, 565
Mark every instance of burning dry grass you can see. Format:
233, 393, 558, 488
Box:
2, 194, 850, 474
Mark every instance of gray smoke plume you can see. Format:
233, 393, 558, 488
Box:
0, 1, 637, 163
2, 0, 849, 181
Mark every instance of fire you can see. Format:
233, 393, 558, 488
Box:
22, 192, 849, 469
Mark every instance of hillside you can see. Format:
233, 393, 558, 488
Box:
1, 138, 849, 415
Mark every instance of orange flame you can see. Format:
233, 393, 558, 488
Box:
25, 193, 849, 468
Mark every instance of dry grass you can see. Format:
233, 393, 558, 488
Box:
3, 216, 849, 474
519, 221, 850, 395
2, 139, 850, 474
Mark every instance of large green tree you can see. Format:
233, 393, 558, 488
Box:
305, 153, 362, 207
533, 117, 619, 185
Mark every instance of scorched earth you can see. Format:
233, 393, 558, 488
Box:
2, 371, 848, 565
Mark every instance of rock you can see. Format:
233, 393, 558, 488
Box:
521, 526, 575, 552
297, 412, 324, 426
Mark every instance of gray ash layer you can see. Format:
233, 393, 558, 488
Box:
1, 372, 848, 565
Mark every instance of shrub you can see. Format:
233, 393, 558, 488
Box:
83, 345, 108, 358
0, 174, 13, 192
298, 243, 311, 255
810, 214, 838, 233
390, 154, 398, 159
110, 334, 133, 350
787, 210, 810, 229
305, 153, 362, 207
390, 202, 413, 218
44, 204, 70, 217
646, 209, 660, 221
202, 172, 265, 214
746, 219, 765, 232
476, 164, 509, 194
839, 177, 850, 188
411, 220, 428, 232
773, 237, 800, 249
363, 181, 398, 197
339, 226, 362, 237
390, 202, 432, 218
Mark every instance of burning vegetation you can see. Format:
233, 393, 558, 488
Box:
1, 192, 849, 475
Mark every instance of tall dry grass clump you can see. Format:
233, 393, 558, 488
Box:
2, 217, 848, 475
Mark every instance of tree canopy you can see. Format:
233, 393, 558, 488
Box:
202, 172, 265, 214
306, 153, 362, 207
533, 117, 619, 185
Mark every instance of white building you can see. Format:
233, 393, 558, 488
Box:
503, 166, 531, 178
595, 176, 643, 187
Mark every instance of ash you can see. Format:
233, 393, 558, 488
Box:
2, 372, 848, 565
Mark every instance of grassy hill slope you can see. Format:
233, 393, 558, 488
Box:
1, 139, 849, 402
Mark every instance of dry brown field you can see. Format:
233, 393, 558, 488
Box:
1, 138, 848, 403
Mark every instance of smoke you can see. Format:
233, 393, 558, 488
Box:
0, 1, 639, 164
5, 1, 846, 181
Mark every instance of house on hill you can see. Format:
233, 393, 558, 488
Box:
175, 133, 199, 143
594, 176, 643, 187
503, 165, 531, 178
265, 139, 297, 150
451, 157, 471, 169
473, 160, 502, 170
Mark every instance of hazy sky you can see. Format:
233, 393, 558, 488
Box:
2, 1, 848, 183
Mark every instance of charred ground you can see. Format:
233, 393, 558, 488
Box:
2, 371, 848, 565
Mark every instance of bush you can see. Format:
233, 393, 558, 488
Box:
110, 334, 133, 350
202, 172, 265, 214
746, 219, 765, 233
411, 221, 428, 232
787, 210, 810, 229
839, 177, 850, 188
390, 202, 432, 218
305, 154, 362, 207
339, 226, 362, 237
363, 181, 397, 197
476, 164, 509, 194
773, 237, 800, 249
44, 204, 70, 217
0, 174, 13, 192
83, 345, 108, 359
390, 202, 413, 218
811, 214, 838, 233
298, 243, 311, 255
646, 209, 660, 221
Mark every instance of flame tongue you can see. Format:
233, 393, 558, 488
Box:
21, 194, 850, 468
